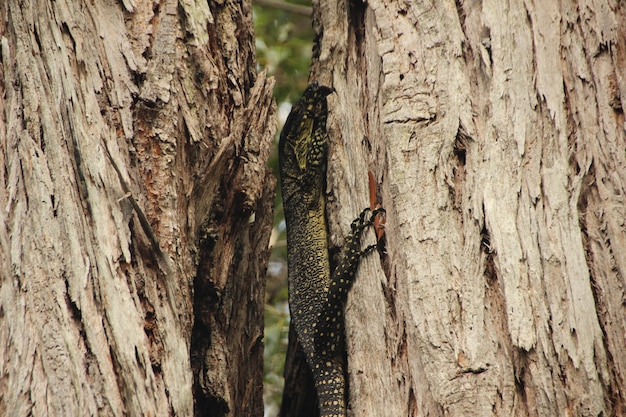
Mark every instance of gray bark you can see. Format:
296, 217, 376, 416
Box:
306, 0, 626, 416
0, 1, 275, 416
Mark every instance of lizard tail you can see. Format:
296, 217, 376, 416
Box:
311, 357, 346, 417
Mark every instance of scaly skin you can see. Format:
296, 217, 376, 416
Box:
279, 81, 382, 417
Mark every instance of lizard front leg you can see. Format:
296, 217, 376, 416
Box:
327, 207, 385, 307
311, 207, 385, 416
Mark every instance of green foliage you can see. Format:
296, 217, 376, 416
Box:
263, 301, 290, 414
254, 0, 313, 104
253, 1, 313, 414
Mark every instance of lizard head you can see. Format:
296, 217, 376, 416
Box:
279, 81, 334, 200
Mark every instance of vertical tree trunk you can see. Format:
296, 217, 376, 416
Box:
0, 1, 275, 417
282, 0, 625, 416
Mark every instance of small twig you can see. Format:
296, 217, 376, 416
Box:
253, 0, 312, 16
103, 143, 173, 277
368, 170, 386, 242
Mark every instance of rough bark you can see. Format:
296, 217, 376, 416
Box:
283, 0, 625, 416
0, 1, 275, 417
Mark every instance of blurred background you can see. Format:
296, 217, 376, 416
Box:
252, 1, 313, 415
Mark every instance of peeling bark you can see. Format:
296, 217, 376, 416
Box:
283, 0, 625, 416
0, 1, 275, 416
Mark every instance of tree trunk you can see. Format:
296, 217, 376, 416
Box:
0, 1, 275, 417
283, 0, 625, 416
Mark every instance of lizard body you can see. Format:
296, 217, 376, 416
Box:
279, 81, 382, 417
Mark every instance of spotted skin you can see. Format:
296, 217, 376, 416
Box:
279, 82, 382, 417
315, 208, 383, 355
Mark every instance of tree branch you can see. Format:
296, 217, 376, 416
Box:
253, 0, 311, 16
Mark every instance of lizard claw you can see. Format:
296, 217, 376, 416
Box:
369, 207, 386, 223
352, 207, 385, 229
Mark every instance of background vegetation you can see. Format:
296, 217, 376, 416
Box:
252, 1, 313, 414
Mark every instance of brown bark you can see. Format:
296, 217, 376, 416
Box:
283, 0, 625, 416
0, 1, 275, 417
